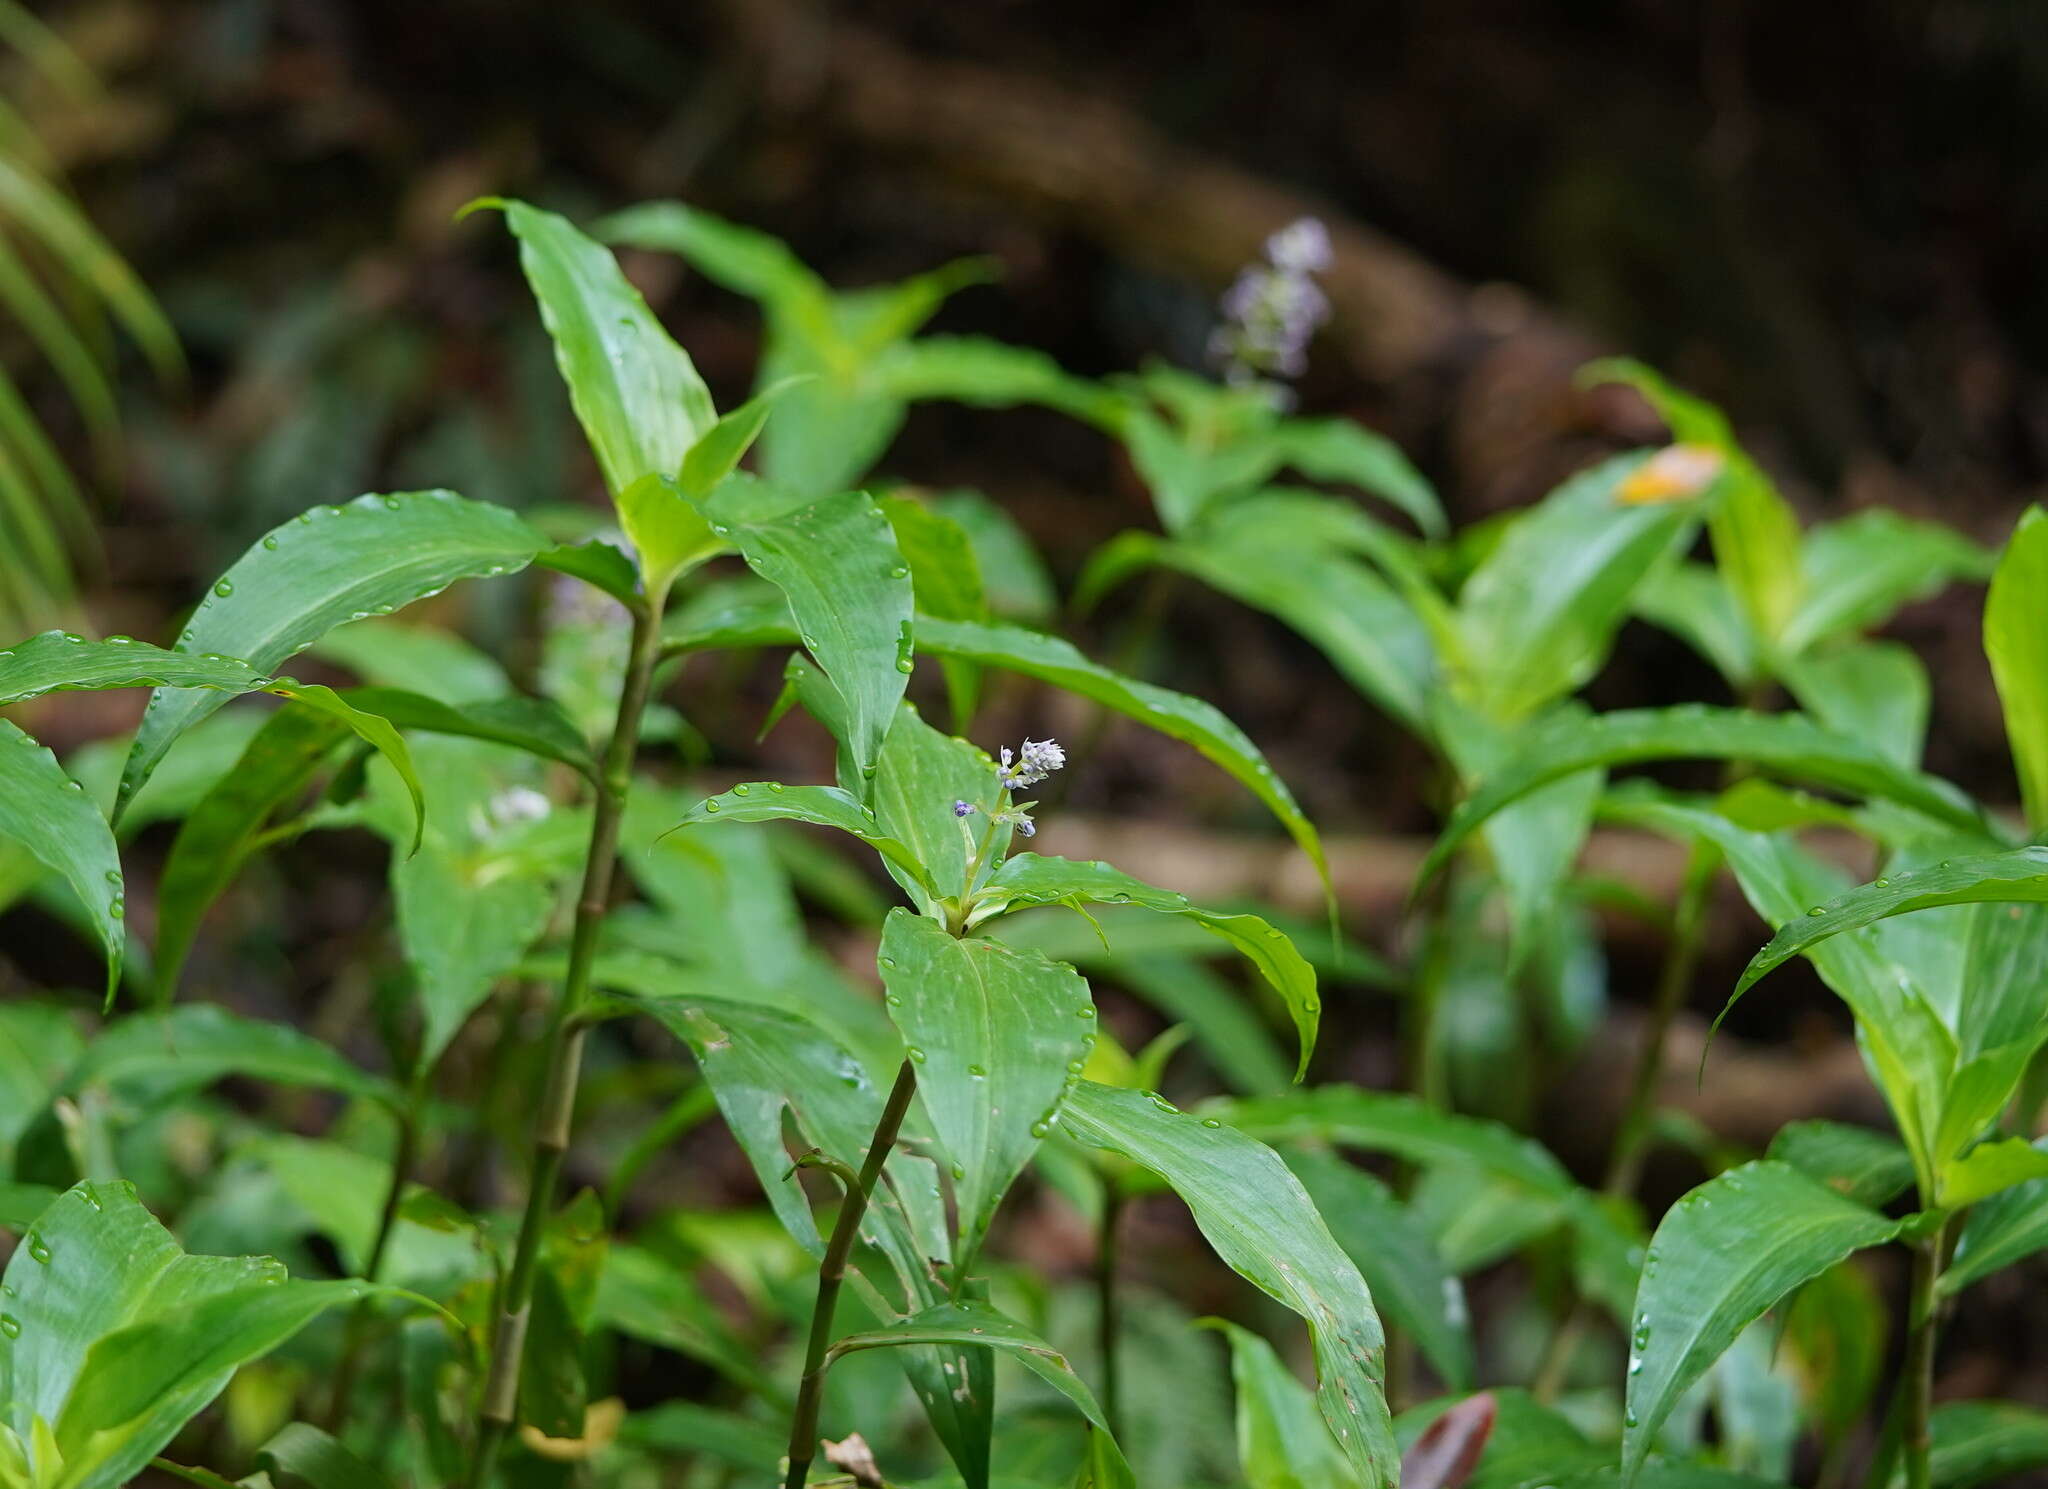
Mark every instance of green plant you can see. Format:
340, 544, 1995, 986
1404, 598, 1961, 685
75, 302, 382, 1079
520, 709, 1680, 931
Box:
1, 193, 2046, 1489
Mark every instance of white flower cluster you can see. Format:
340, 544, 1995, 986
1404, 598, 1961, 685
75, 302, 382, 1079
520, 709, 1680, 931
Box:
1209, 216, 1334, 385
997, 737, 1066, 791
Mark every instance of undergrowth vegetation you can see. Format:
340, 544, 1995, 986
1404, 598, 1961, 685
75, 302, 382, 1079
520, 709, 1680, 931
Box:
2, 199, 2046, 1489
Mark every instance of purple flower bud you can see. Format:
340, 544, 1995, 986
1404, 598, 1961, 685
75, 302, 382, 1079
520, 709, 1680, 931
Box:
954, 800, 976, 818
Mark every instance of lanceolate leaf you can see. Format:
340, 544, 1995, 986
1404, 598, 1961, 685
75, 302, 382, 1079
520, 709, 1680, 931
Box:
618, 991, 884, 1253
1986, 506, 2048, 831
1621, 1161, 1901, 1484
255, 1423, 397, 1489
1284, 1151, 1474, 1390
0, 630, 271, 703
1766, 1121, 1916, 1209
1202, 1317, 1355, 1489
705, 484, 915, 785
1419, 706, 1985, 887
59, 1004, 398, 1109
119, 490, 547, 816
1909, 1400, 2048, 1489
1222, 1085, 1576, 1201
1453, 451, 1701, 721
0, 718, 123, 998
484, 198, 715, 495
981, 853, 1321, 1078
1733, 848, 2048, 1002
1785, 508, 1994, 656
342, 686, 596, 778
154, 701, 354, 999
668, 783, 934, 897
916, 618, 1328, 888
826, 1298, 1128, 1473
1060, 1081, 1397, 1488
879, 910, 1091, 1257
1942, 1155, 2048, 1296
0, 1180, 379, 1489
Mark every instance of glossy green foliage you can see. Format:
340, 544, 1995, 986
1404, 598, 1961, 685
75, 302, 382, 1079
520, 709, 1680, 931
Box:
0, 1182, 380, 1489
119, 489, 546, 815
1985, 506, 2048, 829
1062, 1081, 1398, 1488
1621, 1162, 1901, 1483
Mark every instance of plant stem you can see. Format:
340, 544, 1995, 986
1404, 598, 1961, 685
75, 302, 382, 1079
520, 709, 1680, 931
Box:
468, 596, 664, 1487
1097, 1185, 1125, 1440
322, 1098, 419, 1431
1532, 843, 1717, 1403
784, 1059, 920, 1489
1901, 1220, 1951, 1489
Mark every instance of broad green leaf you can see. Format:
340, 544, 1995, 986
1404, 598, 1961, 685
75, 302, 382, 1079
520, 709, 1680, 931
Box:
980, 853, 1321, 1078
1083, 526, 1436, 735
933, 489, 1057, 623
879, 910, 1090, 1256
1421, 706, 1985, 886
0, 719, 123, 998
60, 1005, 397, 1110
1621, 1160, 1901, 1483
1284, 1151, 1473, 1390
1222, 1086, 1576, 1201
1453, 451, 1700, 721
1943, 1150, 2048, 1295
385, 740, 565, 1071
0, 1003, 79, 1164
308, 617, 509, 700
1958, 901, 2048, 1063
0, 1180, 356, 1489
483, 198, 715, 495
599, 200, 827, 305
1260, 419, 1445, 538
256, 1423, 395, 1489
618, 991, 884, 1253
869, 698, 1003, 913
1633, 560, 1758, 687
0, 630, 273, 703
874, 335, 1122, 431
120, 489, 547, 815
1938, 1134, 2048, 1209
1061, 1081, 1396, 1488
0, 1182, 55, 1231
1903, 1400, 2048, 1488
59, 1278, 374, 1486
667, 783, 933, 897
594, 1244, 780, 1400
1781, 640, 1929, 769
1986, 507, 2048, 830
616, 1400, 785, 1474
617, 473, 722, 594
1783, 1258, 1889, 1445
533, 539, 642, 608
153, 701, 354, 999
880, 494, 988, 724
916, 618, 1328, 888
705, 483, 914, 784
340, 685, 595, 778
828, 1297, 1124, 1477
1786, 509, 1994, 656
1766, 1121, 1915, 1209
1733, 848, 2048, 1003
1203, 1317, 1353, 1489
1584, 358, 1803, 646
679, 382, 791, 499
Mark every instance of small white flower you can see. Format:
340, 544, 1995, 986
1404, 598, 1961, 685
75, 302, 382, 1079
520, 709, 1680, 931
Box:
996, 737, 1065, 790
1265, 217, 1333, 274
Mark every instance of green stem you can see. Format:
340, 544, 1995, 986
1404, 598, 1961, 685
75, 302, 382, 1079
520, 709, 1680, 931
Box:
1901, 1220, 1951, 1489
322, 1097, 419, 1431
1097, 1185, 1125, 1441
784, 1059, 920, 1489
1532, 843, 1717, 1403
468, 594, 664, 1487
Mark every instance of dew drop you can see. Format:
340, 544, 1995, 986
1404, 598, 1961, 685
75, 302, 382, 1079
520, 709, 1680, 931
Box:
25, 1235, 50, 1264
889, 565, 909, 579
1807, 906, 1827, 916
1200, 1117, 1223, 1128
878, 956, 896, 969
213, 580, 235, 598
1030, 1120, 1050, 1138
0, 1316, 17, 1340
967, 1064, 987, 1079
703, 800, 720, 813
732, 784, 752, 796
895, 656, 915, 673
767, 782, 785, 793
1077, 1006, 1096, 1019
950, 1162, 965, 1180
382, 495, 402, 510
885, 995, 903, 1007
908, 1047, 928, 1064
262, 535, 280, 550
